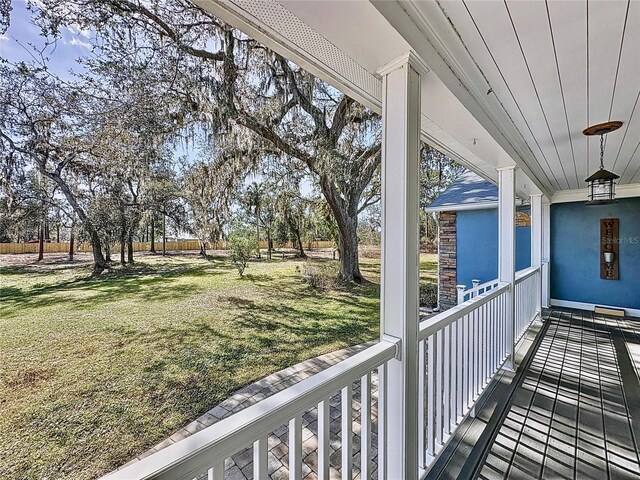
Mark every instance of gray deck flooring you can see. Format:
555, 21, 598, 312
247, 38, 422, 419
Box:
477, 307, 640, 480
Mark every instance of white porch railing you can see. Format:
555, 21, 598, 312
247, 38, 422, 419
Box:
104, 340, 398, 480
417, 282, 510, 471
456, 278, 500, 304
515, 266, 541, 342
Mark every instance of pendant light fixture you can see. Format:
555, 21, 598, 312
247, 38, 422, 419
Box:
583, 121, 622, 205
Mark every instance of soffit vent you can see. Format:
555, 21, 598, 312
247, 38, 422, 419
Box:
224, 0, 382, 108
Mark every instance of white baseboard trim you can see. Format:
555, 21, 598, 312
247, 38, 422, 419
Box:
550, 298, 640, 318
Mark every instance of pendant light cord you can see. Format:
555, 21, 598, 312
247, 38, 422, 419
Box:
599, 135, 605, 170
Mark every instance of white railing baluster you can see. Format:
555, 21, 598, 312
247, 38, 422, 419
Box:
456, 317, 463, 422
208, 459, 224, 480
427, 334, 435, 458
464, 313, 471, 410
435, 331, 443, 446
450, 320, 457, 427
318, 398, 330, 480
289, 414, 302, 480
377, 362, 387, 480
341, 384, 353, 480
483, 303, 489, 385
253, 437, 267, 480
513, 267, 540, 342
361, 373, 372, 480
418, 340, 426, 469
472, 307, 478, 400
492, 298, 497, 375
443, 325, 451, 435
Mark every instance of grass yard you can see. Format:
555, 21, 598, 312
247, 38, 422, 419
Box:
0, 250, 437, 480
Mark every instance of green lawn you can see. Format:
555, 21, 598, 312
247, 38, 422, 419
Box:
0, 251, 436, 479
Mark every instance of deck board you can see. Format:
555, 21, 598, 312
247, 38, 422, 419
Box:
472, 307, 640, 480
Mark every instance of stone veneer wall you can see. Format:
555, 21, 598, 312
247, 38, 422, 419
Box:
438, 211, 457, 310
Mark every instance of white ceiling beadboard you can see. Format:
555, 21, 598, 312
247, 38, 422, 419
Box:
436, 0, 640, 192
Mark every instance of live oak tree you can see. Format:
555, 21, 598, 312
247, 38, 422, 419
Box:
33, 0, 382, 283
419, 145, 464, 248
0, 65, 110, 273
183, 162, 227, 257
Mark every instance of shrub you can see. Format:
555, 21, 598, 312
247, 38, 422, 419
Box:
229, 231, 259, 277
420, 283, 438, 308
298, 261, 338, 289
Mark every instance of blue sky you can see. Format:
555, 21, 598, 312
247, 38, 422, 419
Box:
1, 1, 92, 79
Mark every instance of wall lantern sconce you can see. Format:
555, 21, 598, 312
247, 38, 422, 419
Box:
583, 121, 622, 205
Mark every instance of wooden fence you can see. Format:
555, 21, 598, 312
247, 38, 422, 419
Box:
0, 240, 336, 255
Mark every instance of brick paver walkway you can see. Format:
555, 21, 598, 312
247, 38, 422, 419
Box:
119, 341, 380, 480
478, 308, 640, 480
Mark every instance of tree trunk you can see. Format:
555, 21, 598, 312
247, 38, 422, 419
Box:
38, 223, 44, 261
320, 179, 362, 282
339, 217, 361, 283
150, 218, 156, 253
56, 224, 60, 243
292, 223, 306, 258
162, 214, 166, 256
127, 234, 134, 263
120, 238, 126, 266
105, 243, 111, 263
255, 210, 261, 259
199, 239, 207, 256
69, 225, 74, 261
266, 230, 272, 260
40, 167, 107, 273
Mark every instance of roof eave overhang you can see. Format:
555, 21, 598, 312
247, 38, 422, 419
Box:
426, 197, 527, 213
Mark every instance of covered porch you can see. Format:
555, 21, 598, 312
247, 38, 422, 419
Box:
431, 307, 640, 480
106, 1, 639, 479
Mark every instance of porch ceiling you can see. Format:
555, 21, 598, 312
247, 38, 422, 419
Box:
430, 1, 640, 191
374, 0, 640, 198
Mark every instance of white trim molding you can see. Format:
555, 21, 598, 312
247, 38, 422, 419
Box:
426, 198, 527, 213
377, 51, 429, 77
551, 183, 640, 204
550, 299, 640, 318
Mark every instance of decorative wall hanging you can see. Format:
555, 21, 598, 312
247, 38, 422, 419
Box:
600, 218, 619, 280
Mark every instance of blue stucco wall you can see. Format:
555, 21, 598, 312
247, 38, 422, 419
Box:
456, 208, 531, 288
550, 197, 640, 309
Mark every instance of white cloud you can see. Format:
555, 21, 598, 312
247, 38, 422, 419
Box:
0, 34, 9, 42
69, 37, 92, 49
67, 25, 91, 38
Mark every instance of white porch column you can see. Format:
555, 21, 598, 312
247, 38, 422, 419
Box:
530, 194, 543, 316
541, 202, 551, 308
497, 166, 516, 371
378, 52, 426, 480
